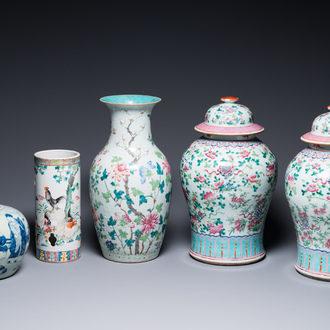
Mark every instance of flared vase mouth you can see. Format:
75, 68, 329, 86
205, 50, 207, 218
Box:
100, 94, 161, 106
34, 149, 80, 160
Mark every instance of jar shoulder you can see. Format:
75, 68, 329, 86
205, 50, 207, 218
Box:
181, 138, 277, 164
286, 148, 330, 173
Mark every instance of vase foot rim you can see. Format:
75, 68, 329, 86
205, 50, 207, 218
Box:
36, 255, 81, 263
101, 254, 159, 263
189, 249, 265, 265
294, 263, 330, 281
0, 270, 18, 280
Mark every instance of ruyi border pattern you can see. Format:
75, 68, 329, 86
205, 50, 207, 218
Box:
300, 148, 330, 160
199, 140, 263, 149
190, 230, 264, 262
36, 247, 81, 262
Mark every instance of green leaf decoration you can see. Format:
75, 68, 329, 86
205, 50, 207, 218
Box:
125, 238, 135, 247
146, 169, 153, 178
132, 187, 144, 197
119, 229, 128, 238
109, 230, 116, 240
134, 216, 142, 225
150, 179, 160, 191
125, 194, 134, 205
165, 192, 171, 203
134, 229, 142, 237
159, 181, 165, 193
155, 151, 163, 159
156, 203, 163, 213
156, 163, 163, 175
108, 216, 116, 226
114, 189, 125, 200
102, 191, 112, 203
139, 195, 148, 205
140, 233, 150, 242
100, 168, 109, 181
111, 156, 123, 163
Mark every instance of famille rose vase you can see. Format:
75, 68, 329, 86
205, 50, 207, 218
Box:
285, 106, 330, 280
180, 97, 277, 265
0, 204, 30, 279
89, 95, 172, 263
34, 150, 81, 262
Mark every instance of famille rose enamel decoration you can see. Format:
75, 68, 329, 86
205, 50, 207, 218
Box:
89, 95, 172, 263
34, 150, 81, 262
285, 106, 330, 280
180, 97, 277, 265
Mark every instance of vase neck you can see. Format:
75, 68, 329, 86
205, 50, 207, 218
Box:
108, 106, 153, 145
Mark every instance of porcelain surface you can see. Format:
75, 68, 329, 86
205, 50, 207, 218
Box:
286, 108, 330, 280
181, 97, 277, 265
286, 146, 330, 280
34, 150, 81, 262
195, 96, 264, 135
301, 106, 330, 144
0, 204, 30, 279
89, 95, 172, 262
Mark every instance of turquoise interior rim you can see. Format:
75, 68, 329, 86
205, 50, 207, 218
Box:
100, 94, 161, 105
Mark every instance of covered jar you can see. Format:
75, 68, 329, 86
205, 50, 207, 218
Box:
285, 105, 330, 280
180, 97, 277, 264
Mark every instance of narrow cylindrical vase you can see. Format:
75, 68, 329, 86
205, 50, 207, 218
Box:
34, 150, 81, 262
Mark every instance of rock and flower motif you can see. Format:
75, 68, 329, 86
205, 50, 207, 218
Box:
0, 205, 30, 279
181, 97, 277, 264
34, 150, 81, 262
89, 95, 172, 262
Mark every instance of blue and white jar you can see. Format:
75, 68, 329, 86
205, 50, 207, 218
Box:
0, 204, 30, 279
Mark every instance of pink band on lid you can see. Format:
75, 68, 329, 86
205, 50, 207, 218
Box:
301, 132, 330, 145
195, 122, 264, 135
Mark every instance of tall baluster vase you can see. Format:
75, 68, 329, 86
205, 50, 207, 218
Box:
89, 95, 172, 262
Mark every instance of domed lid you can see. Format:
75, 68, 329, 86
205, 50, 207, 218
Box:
194, 97, 264, 136
301, 106, 330, 145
